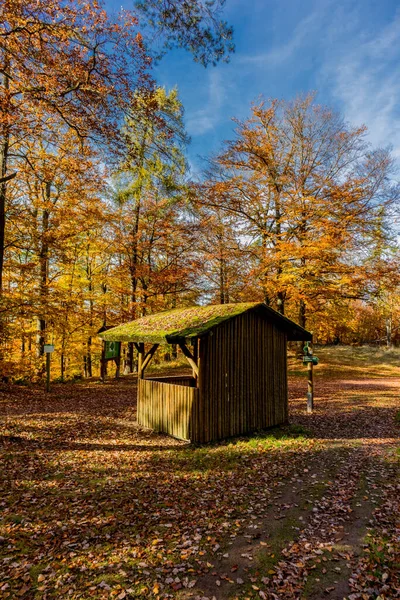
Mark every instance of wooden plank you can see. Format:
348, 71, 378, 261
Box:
141, 343, 160, 374
216, 327, 222, 440
192, 339, 199, 383
283, 334, 289, 423
147, 375, 194, 387
196, 337, 207, 443
137, 342, 145, 379
261, 318, 268, 428
235, 315, 241, 436
238, 312, 244, 435
136, 379, 198, 441
202, 336, 209, 443
178, 343, 199, 376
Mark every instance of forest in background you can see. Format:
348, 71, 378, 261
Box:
1, 0, 400, 381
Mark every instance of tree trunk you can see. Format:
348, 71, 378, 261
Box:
276, 291, 285, 314
85, 251, 93, 377
0, 61, 10, 295
61, 352, 65, 381
386, 315, 392, 348
126, 342, 134, 373
0, 136, 9, 295
219, 255, 225, 304
299, 299, 306, 329
274, 192, 285, 314
86, 337, 92, 377
262, 230, 271, 306
297, 299, 307, 356
37, 182, 51, 357
125, 199, 141, 374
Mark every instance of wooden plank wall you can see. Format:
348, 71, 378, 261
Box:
195, 311, 288, 443
147, 375, 195, 387
138, 379, 199, 441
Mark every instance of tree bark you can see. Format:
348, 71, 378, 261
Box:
37, 181, 50, 357
219, 255, 225, 304
274, 191, 285, 314
299, 299, 306, 329
61, 352, 65, 381
0, 61, 10, 295
0, 137, 9, 294
85, 249, 93, 377
386, 315, 392, 348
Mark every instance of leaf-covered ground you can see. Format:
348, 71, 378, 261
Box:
0, 348, 399, 599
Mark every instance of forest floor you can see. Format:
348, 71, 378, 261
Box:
0, 346, 399, 600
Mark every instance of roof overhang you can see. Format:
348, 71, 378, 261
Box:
99, 303, 312, 345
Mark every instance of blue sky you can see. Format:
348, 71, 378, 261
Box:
107, 0, 400, 176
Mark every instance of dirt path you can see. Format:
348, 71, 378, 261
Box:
0, 375, 398, 599
182, 447, 398, 600
182, 453, 334, 599
180, 377, 400, 600
179, 445, 365, 600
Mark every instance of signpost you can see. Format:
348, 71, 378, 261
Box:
303, 343, 318, 413
104, 341, 121, 360
101, 341, 121, 381
44, 344, 54, 393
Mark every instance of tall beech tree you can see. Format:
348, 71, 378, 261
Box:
111, 87, 193, 370
0, 0, 238, 377
192, 204, 251, 304
0, 0, 151, 293
113, 87, 189, 318
200, 94, 399, 327
8, 131, 106, 361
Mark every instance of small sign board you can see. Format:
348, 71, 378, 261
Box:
303, 355, 319, 365
44, 344, 55, 353
104, 341, 120, 360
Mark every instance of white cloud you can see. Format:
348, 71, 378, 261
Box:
324, 10, 400, 159
239, 1, 332, 68
185, 70, 229, 136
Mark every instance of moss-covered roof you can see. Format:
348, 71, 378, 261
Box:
99, 302, 312, 344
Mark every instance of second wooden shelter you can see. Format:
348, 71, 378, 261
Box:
100, 302, 312, 443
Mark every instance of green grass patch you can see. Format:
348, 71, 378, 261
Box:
155, 426, 314, 475
6, 513, 23, 524
29, 562, 47, 585
288, 345, 400, 379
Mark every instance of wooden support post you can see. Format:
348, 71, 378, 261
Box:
46, 352, 51, 393
141, 344, 159, 374
192, 339, 198, 383
135, 342, 145, 379
100, 340, 106, 382
115, 343, 121, 379
307, 354, 314, 414
179, 342, 199, 377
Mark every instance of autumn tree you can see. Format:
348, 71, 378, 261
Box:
199, 94, 399, 328
112, 87, 189, 315
109, 86, 196, 369
0, 0, 151, 294
4, 130, 108, 372
0, 0, 237, 378
191, 202, 252, 304
134, 0, 234, 66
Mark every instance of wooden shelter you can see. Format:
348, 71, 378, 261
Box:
99, 302, 312, 443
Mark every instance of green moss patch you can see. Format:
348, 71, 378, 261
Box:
99, 302, 259, 343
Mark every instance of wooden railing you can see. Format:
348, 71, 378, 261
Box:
138, 378, 199, 441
